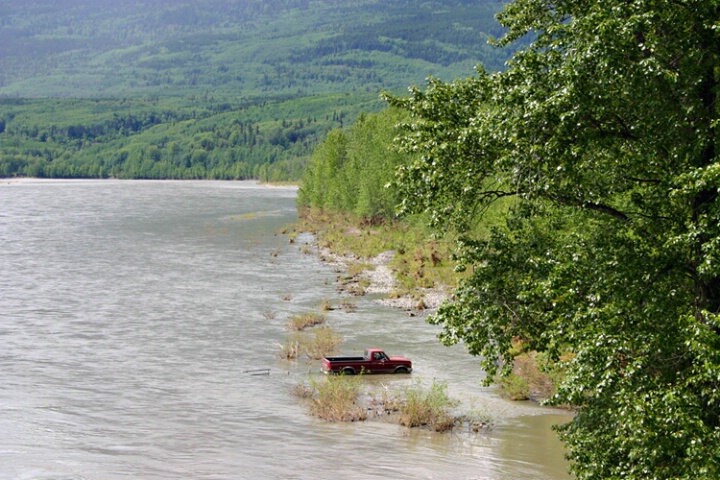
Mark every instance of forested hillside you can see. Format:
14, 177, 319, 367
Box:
0, 0, 512, 98
0, 0, 515, 179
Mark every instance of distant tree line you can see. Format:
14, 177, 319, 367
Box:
0, 96, 359, 181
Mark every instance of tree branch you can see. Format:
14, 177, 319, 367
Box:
549, 194, 631, 221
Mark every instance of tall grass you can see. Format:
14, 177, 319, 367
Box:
303, 327, 342, 359
397, 380, 459, 432
292, 376, 492, 431
287, 312, 327, 331
277, 326, 343, 360
276, 338, 302, 360
305, 374, 367, 422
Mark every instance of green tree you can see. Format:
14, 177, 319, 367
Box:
298, 108, 409, 217
347, 109, 407, 218
385, 0, 720, 478
298, 129, 349, 209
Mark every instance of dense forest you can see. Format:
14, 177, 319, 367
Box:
0, 0, 518, 180
0, 0, 512, 97
0, 93, 380, 180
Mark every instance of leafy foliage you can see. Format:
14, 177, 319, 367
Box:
298, 108, 410, 217
385, 0, 720, 478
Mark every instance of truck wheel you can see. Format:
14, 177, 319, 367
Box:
341, 367, 355, 375
394, 366, 410, 374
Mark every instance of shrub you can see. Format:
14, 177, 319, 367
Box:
291, 383, 314, 399
276, 338, 302, 360
303, 326, 342, 359
500, 351, 569, 402
398, 380, 459, 432
498, 372, 530, 401
307, 374, 367, 422
287, 312, 326, 331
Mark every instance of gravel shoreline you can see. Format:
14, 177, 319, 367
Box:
318, 246, 451, 315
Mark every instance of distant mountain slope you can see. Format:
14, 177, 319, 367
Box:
0, 0, 514, 98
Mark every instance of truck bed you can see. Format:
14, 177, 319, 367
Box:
323, 356, 366, 363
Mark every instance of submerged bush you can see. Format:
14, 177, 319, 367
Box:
340, 298, 357, 312
278, 325, 343, 360
302, 326, 342, 359
276, 338, 302, 360
306, 374, 367, 422
397, 380, 459, 432
294, 376, 492, 432
290, 383, 314, 399
287, 311, 327, 331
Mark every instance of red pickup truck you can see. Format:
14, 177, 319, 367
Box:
322, 348, 412, 375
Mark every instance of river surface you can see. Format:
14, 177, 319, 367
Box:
0, 180, 571, 480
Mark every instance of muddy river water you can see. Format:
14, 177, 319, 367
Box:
0, 180, 571, 479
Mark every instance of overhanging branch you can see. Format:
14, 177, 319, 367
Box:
549, 194, 631, 221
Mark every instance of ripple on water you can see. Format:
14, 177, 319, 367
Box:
0, 180, 570, 480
